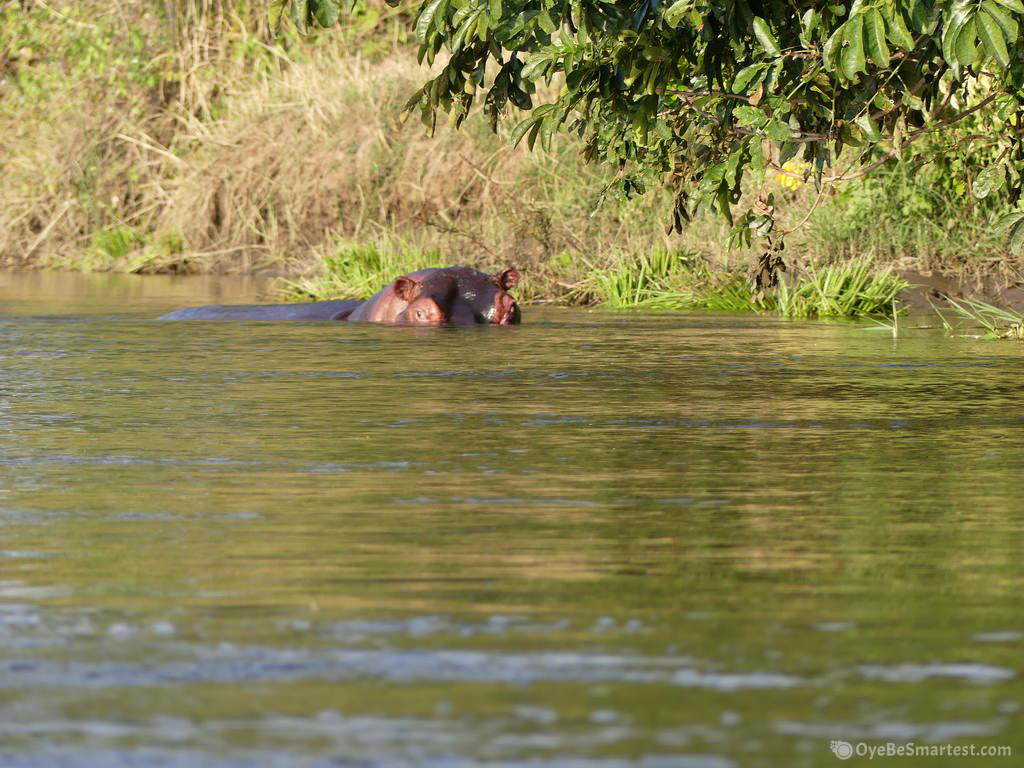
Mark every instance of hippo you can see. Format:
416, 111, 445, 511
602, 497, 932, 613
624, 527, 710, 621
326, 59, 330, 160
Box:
160, 266, 521, 325
361, 266, 521, 325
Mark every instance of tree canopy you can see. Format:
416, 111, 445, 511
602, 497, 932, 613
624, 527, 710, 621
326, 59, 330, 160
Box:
289, 0, 1024, 274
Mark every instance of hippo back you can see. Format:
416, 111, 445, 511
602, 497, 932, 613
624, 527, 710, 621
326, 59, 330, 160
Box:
160, 300, 361, 321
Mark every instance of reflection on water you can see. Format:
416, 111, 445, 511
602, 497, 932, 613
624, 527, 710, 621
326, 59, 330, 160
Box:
1, 270, 1023, 767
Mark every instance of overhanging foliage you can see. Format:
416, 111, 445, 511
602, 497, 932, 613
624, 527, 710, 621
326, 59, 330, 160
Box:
287, 0, 1024, 262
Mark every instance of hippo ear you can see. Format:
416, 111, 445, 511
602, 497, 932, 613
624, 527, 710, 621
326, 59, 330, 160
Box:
495, 267, 520, 291
392, 276, 422, 301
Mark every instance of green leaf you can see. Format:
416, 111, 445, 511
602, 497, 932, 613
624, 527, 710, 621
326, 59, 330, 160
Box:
982, 1, 1019, 42
902, 91, 925, 111
1004, 210, 1024, 253
509, 114, 538, 147
732, 63, 765, 93
854, 113, 881, 141
664, 0, 694, 28
942, 9, 970, 65
416, 0, 445, 43
872, 89, 895, 111
541, 115, 558, 151
734, 105, 767, 126
538, 9, 557, 33
452, 3, 475, 27
841, 14, 866, 79
885, 8, 916, 50
822, 25, 845, 71
999, 210, 1024, 230
521, 54, 551, 81
866, 9, 891, 67
955, 17, 980, 67
989, 0, 1024, 13
839, 122, 864, 147
749, 139, 766, 186
450, 8, 481, 52
752, 17, 782, 58
716, 182, 734, 224
290, 0, 309, 34
977, 8, 1011, 66
765, 119, 792, 141
801, 8, 820, 36
526, 119, 543, 151
489, 0, 502, 19
973, 164, 1006, 199
911, 0, 938, 33
1012, 224, 1024, 254
570, 0, 585, 34
311, 0, 340, 28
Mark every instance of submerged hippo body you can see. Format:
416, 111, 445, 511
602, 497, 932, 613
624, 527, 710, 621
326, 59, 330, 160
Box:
160, 300, 362, 321
160, 266, 521, 326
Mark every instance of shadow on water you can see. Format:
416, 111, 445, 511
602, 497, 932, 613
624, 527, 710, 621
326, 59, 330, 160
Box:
1, 270, 1023, 767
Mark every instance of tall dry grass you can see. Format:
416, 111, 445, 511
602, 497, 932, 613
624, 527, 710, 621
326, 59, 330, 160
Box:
154, 51, 692, 274
0, 0, 691, 277
0, 0, 264, 269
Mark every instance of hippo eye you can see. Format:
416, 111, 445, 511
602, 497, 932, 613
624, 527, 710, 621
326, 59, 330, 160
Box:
415, 309, 425, 320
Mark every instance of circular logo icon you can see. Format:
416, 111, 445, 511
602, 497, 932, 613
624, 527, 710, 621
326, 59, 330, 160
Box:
831, 741, 854, 760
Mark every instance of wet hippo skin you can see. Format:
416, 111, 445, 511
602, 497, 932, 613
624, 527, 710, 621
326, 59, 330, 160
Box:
160, 300, 362, 321
160, 267, 521, 326
397, 266, 521, 326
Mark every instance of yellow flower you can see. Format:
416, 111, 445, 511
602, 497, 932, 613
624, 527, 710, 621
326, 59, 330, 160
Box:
774, 160, 809, 190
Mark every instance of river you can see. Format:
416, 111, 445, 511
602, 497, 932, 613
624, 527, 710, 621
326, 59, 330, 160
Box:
1, 270, 1022, 766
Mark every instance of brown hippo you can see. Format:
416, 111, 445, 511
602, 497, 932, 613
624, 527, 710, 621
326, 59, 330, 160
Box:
160, 266, 521, 325
349, 266, 521, 326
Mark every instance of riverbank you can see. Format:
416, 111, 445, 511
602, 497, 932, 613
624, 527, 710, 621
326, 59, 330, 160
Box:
2, 2, 1021, 318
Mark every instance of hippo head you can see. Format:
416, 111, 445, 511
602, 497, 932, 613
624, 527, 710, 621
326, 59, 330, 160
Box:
446, 267, 521, 325
390, 273, 458, 326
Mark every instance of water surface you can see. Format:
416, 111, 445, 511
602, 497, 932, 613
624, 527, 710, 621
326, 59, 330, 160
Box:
1, 270, 1022, 766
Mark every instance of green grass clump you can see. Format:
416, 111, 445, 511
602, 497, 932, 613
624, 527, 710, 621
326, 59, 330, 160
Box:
774, 259, 909, 319
935, 297, 1024, 339
573, 251, 906, 319
90, 227, 143, 262
286, 241, 443, 300
50, 226, 145, 272
578, 250, 759, 312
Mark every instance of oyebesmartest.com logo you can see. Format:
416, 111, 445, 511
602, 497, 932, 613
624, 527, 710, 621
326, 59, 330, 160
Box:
830, 741, 1012, 760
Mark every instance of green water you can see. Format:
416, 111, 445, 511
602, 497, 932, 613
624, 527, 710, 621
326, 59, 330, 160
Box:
1, 270, 1022, 767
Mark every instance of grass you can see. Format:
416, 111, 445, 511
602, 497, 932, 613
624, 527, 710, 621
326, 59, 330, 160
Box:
572, 251, 906, 318
774, 259, 909, 319
286, 241, 443, 300
934, 297, 1024, 339
573, 250, 761, 312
